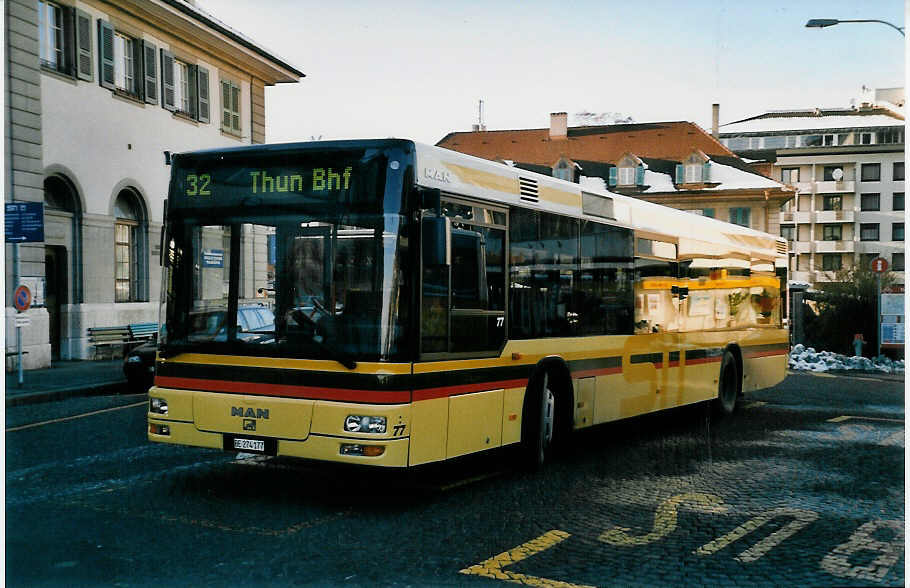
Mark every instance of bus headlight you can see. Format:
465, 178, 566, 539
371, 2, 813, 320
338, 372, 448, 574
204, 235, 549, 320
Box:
344, 415, 386, 434
149, 397, 168, 415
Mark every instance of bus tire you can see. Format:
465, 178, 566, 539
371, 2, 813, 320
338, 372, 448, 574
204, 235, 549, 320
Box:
713, 350, 739, 416
523, 370, 558, 469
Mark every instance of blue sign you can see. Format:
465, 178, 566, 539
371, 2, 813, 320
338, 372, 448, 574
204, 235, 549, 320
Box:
202, 249, 224, 268
5, 202, 44, 243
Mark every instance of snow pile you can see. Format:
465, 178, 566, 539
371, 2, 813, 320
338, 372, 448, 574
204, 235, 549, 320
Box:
788, 344, 905, 374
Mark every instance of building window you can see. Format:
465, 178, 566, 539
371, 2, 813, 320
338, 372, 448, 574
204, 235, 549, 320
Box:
221, 80, 242, 135
113, 33, 138, 95
553, 160, 572, 181
160, 53, 210, 122
821, 254, 842, 271
877, 129, 904, 144
860, 223, 880, 241
113, 189, 147, 302
893, 223, 904, 242
822, 195, 842, 211
618, 166, 635, 186
861, 163, 881, 182
780, 226, 795, 241
781, 168, 800, 184
860, 132, 873, 145
822, 166, 844, 181
823, 134, 836, 146
894, 162, 904, 181
822, 225, 841, 241
729, 207, 750, 227
893, 253, 905, 271
38, 1, 66, 72
860, 193, 880, 211
684, 164, 703, 183
861, 253, 879, 269
893, 193, 904, 211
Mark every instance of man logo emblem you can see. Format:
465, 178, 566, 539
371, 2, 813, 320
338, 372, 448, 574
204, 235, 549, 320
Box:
243, 419, 256, 431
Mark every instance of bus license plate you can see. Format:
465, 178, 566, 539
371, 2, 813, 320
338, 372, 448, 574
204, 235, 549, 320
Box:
233, 438, 265, 452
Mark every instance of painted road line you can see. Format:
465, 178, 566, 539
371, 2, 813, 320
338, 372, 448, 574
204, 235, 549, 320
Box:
599, 493, 727, 546
820, 520, 904, 583
827, 415, 904, 424
744, 401, 767, 409
6, 401, 147, 432
460, 530, 593, 588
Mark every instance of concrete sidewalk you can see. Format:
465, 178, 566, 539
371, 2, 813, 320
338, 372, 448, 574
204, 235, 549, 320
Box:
5, 359, 127, 407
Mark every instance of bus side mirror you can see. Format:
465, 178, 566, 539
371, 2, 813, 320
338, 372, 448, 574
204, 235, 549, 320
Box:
422, 216, 451, 267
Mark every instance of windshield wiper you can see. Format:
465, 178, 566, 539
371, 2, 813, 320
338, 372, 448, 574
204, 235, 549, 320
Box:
311, 333, 357, 370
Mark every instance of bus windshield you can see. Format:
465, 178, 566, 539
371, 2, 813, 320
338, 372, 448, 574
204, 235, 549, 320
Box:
161, 143, 412, 363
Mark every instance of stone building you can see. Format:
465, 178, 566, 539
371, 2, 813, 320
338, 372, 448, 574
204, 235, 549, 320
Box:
6, 0, 304, 367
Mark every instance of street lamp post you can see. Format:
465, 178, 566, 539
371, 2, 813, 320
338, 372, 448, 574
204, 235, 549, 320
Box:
805, 18, 905, 37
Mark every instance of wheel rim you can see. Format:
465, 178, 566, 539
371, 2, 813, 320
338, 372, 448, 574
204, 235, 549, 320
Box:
541, 376, 555, 450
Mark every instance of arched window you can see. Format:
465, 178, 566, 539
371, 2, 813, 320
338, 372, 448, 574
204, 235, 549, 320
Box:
113, 188, 147, 302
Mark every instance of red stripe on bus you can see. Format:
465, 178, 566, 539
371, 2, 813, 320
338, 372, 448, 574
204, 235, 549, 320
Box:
154, 376, 411, 404
685, 357, 723, 366
744, 349, 788, 358
668, 361, 680, 368
571, 367, 623, 379
412, 378, 530, 401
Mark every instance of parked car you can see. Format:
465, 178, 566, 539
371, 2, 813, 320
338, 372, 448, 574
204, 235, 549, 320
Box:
123, 337, 157, 393
125, 306, 276, 393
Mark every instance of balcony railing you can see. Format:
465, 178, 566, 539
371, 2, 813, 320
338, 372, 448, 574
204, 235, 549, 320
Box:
789, 241, 812, 254
780, 211, 813, 224
814, 240, 855, 253
815, 210, 854, 223
814, 180, 855, 194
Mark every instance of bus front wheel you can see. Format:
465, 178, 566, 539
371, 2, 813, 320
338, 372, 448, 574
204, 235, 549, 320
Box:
523, 371, 558, 469
713, 351, 740, 416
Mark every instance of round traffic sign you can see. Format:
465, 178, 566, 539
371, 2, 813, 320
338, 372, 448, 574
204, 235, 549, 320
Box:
13, 285, 31, 312
870, 257, 889, 273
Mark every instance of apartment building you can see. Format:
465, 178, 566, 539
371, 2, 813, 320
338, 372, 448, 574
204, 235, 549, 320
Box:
718, 94, 905, 289
6, 0, 304, 367
438, 112, 794, 236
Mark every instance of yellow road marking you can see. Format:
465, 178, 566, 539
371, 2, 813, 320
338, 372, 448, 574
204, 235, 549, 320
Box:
744, 401, 767, 409
827, 415, 904, 424
599, 493, 726, 546
460, 530, 593, 588
6, 401, 147, 432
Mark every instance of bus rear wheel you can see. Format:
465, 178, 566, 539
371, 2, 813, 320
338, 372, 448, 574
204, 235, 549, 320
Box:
523, 371, 558, 469
713, 351, 739, 416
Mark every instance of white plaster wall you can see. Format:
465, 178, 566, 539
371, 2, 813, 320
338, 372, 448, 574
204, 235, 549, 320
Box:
40, 2, 255, 358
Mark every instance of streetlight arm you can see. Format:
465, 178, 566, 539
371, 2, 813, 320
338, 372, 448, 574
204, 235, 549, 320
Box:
806, 18, 905, 36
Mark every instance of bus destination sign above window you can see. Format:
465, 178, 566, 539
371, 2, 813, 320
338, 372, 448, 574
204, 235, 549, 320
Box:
181, 167, 355, 200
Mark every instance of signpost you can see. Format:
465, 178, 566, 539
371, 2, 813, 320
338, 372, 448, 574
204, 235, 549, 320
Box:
869, 257, 889, 358
5, 202, 45, 243
13, 284, 32, 387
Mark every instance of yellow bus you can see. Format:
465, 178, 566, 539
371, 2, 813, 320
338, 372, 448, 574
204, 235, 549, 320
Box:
148, 139, 789, 467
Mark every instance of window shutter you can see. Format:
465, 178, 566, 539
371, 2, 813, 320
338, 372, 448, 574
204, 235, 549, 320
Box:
703, 161, 711, 182
675, 164, 683, 184
231, 83, 241, 132
97, 20, 115, 89
142, 41, 157, 104
635, 165, 645, 186
222, 80, 231, 129
197, 66, 210, 123
75, 9, 93, 81
161, 49, 176, 111
608, 167, 617, 186
187, 65, 198, 120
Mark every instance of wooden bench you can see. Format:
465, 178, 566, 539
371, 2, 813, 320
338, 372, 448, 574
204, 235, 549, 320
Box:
128, 322, 158, 343
87, 326, 132, 359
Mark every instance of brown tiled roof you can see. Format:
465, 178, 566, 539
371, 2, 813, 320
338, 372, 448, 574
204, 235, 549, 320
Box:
436, 121, 739, 166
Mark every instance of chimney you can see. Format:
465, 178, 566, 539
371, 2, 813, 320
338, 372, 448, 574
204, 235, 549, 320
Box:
550, 112, 567, 140
711, 104, 719, 138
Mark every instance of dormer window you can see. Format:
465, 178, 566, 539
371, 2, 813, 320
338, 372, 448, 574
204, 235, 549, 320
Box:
552, 158, 576, 182
610, 153, 645, 188
676, 150, 711, 185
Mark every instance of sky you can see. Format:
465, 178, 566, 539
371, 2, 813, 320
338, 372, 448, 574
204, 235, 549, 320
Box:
196, 0, 906, 146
